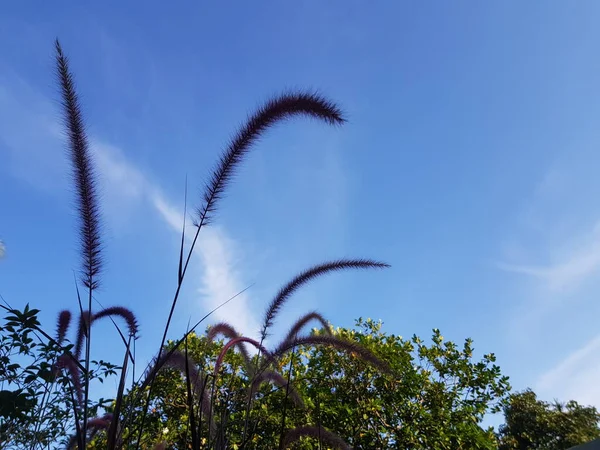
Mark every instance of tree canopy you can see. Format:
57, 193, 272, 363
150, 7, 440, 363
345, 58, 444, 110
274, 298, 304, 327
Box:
107, 318, 510, 449
498, 389, 600, 450
3, 306, 600, 449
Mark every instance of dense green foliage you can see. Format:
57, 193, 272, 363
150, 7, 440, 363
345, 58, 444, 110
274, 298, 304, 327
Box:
2, 306, 600, 449
299, 319, 510, 449
103, 318, 510, 449
0, 305, 116, 449
498, 389, 600, 450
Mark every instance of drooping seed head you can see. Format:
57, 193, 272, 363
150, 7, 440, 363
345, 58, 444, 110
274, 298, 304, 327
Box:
92, 306, 139, 337
196, 91, 346, 228
261, 259, 389, 341
214, 336, 271, 377
272, 335, 391, 374
56, 310, 72, 345
277, 311, 331, 353
207, 322, 251, 367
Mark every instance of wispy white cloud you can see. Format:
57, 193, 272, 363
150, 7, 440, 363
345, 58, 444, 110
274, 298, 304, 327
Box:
0, 73, 66, 190
497, 151, 600, 407
1, 66, 350, 342
497, 147, 600, 296
92, 142, 259, 337
0, 76, 259, 338
536, 334, 600, 406
496, 221, 600, 293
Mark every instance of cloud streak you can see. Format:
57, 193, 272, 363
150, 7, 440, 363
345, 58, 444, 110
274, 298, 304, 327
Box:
497, 159, 600, 295
496, 224, 600, 293
0, 75, 258, 338
498, 159, 600, 409
536, 334, 600, 406
92, 142, 259, 337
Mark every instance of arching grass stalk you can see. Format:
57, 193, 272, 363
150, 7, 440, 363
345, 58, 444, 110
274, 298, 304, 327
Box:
135, 92, 345, 449
55, 40, 104, 449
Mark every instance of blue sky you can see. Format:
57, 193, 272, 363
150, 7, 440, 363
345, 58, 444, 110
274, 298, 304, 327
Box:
2, 1, 600, 424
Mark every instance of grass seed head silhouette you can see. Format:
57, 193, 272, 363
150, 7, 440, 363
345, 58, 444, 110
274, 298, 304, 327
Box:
55, 40, 103, 291
173, 259, 391, 449
56, 39, 106, 446
92, 306, 139, 337
56, 309, 72, 345
207, 322, 251, 367
279, 311, 332, 346
195, 92, 346, 229
73, 307, 138, 360
261, 259, 389, 343
214, 336, 271, 376
271, 334, 391, 374
74, 310, 91, 361
147, 90, 350, 440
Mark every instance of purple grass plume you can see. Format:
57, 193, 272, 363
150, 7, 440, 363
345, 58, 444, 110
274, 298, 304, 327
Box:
278, 311, 331, 351
261, 259, 389, 341
74, 307, 138, 360
207, 322, 252, 367
74, 310, 91, 361
86, 415, 112, 432
92, 306, 139, 337
214, 336, 271, 376
195, 91, 345, 228
55, 40, 103, 291
56, 310, 72, 345
272, 335, 391, 374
